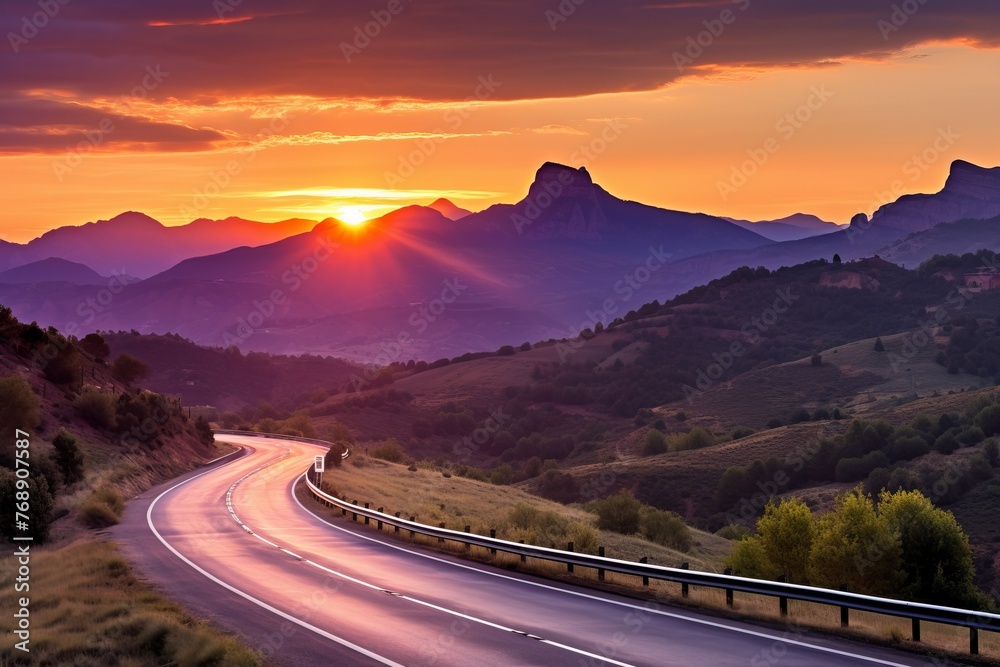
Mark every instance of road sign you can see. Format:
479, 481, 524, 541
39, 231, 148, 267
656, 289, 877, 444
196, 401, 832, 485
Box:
314, 455, 325, 473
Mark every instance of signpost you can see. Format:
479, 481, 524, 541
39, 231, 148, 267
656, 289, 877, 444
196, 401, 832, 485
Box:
314, 455, 325, 487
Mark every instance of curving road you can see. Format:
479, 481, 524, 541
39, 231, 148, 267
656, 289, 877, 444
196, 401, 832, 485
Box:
115, 435, 953, 666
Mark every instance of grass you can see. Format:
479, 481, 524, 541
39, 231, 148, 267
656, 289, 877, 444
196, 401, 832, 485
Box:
301, 456, 1000, 665
309, 453, 732, 570
0, 539, 266, 667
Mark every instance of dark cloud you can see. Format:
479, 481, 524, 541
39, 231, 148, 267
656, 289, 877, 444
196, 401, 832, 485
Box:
0, 0, 997, 141
0, 96, 225, 153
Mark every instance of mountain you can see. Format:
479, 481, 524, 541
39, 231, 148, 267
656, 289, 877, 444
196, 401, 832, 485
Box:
5, 159, 1000, 362
0, 163, 771, 359
0, 212, 318, 278
0, 257, 106, 285
728, 213, 844, 242
857, 159, 1000, 234
427, 198, 472, 220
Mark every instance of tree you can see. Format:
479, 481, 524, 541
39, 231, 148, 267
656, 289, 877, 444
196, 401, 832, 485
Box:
112, 353, 150, 384
79, 333, 111, 361
878, 489, 990, 608
810, 352, 823, 367
756, 498, 816, 583
809, 487, 901, 595
833, 253, 842, 264
325, 442, 347, 468
52, 429, 85, 485
727, 536, 779, 580
0, 376, 40, 468
45, 342, 82, 385
873, 337, 885, 352
0, 467, 54, 543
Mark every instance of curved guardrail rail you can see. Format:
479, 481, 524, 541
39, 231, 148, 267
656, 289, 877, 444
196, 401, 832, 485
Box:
300, 457, 1000, 656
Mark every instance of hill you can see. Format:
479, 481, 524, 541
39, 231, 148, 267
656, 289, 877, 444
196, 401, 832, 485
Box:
728, 213, 844, 242
102, 331, 362, 410
0, 257, 106, 285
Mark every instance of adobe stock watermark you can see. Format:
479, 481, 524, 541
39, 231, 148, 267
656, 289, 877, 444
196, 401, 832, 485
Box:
340, 0, 410, 63
30, 269, 130, 373
846, 126, 959, 245
51, 65, 170, 182
556, 245, 673, 362
511, 118, 628, 234
222, 233, 341, 346
178, 114, 293, 219
384, 75, 502, 187
347, 276, 468, 391
7, 0, 71, 53
717, 85, 834, 201
545, 0, 586, 31
672, 0, 752, 73
877, 0, 930, 41
682, 287, 800, 403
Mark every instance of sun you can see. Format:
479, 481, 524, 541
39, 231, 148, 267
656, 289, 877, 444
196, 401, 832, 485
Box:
338, 206, 368, 227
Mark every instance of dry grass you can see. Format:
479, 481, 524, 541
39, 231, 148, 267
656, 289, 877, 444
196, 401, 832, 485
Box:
0, 539, 266, 667
312, 454, 732, 570
301, 476, 1000, 666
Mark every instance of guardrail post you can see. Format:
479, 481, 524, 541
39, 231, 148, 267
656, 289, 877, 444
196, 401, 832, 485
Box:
489, 529, 497, 555
640, 557, 649, 586
377, 508, 383, 530
911, 618, 920, 643
839, 585, 849, 627
598, 546, 605, 581
724, 567, 733, 607
681, 562, 689, 598
567, 542, 574, 573
364, 503, 370, 525
778, 575, 788, 617
352, 500, 358, 521
394, 512, 401, 534
464, 525, 471, 550
971, 628, 979, 655
519, 540, 526, 562
409, 517, 415, 538
438, 522, 446, 543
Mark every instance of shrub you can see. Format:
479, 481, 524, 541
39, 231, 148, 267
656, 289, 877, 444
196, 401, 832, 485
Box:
0, 468, 54, 543
112, 353, 150, 384
835, 451, 890, 482
766, 418, 783, 429
74, 388, 118, 429
567, 522, 599, 554
975, 404, 1000, 437
519, 342, 532, 352
643, 429, 667, 456
194, 416, 214, 446
986, 440, 999, 467
957, 426, 985, 446
496, 345, 516, 356
370, 439, 408, 463
589, 490, 642, 534
490, 464, 514, 485
78, 487, 125, 528
0, 376, 40, 466
933, 432, 960, 455
716, 524, 751, 541
874, 337, 885, 352
80, 333, 110, 360
52, 429, 85, 485
45, 343, 82, 385
641, 508, 692, 552
669, 427, 713, 452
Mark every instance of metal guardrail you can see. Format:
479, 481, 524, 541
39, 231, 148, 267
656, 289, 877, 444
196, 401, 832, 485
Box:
301, 461, 1000, 656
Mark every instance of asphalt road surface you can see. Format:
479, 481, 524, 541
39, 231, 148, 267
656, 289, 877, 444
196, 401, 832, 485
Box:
114, 435, 955, 666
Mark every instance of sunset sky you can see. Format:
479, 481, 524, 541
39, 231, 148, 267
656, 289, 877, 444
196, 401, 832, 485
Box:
2, 0, 1000, 242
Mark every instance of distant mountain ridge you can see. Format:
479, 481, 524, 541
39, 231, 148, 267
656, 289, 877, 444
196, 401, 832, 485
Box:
3, 159, 1000, 362
0, 257, 107, 285
0, 212, 318, 278
727, 213, 844, 242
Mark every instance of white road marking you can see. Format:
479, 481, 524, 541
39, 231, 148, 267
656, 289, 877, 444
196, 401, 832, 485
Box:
217, 435, 921, 667
145, 456, 405, 667
288, 469, 918, 667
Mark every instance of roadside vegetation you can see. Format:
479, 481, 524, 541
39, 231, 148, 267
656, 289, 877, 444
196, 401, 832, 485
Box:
0, 540, 263, 667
